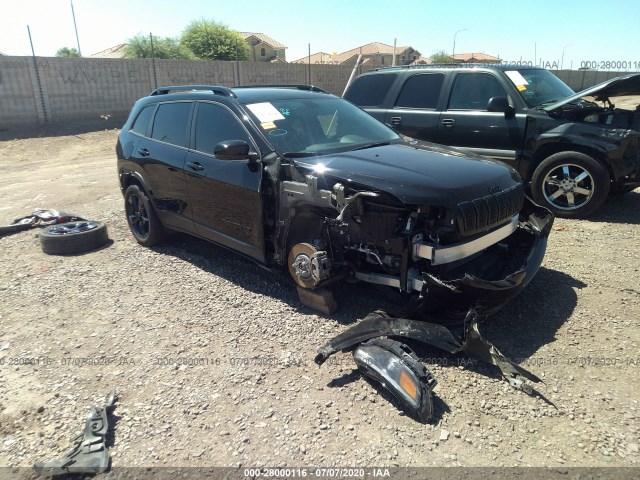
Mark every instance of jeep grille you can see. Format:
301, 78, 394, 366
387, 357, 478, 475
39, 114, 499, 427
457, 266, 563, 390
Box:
457, 184, 524, 236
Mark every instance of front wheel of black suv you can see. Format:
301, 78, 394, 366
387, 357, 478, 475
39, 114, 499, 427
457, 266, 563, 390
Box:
531, 151, 610, 218
124, 184, 166, 247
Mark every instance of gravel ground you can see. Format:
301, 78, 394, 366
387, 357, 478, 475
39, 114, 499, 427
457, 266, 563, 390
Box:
0, 124, 639, 472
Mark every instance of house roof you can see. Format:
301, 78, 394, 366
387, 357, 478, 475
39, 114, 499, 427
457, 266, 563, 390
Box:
291, 42, 419, 65
90, 43, 128, 58
332, 42, 414, 63
452, 52, 501, 62
290, 52, 339, 64
240, 32, 287, 50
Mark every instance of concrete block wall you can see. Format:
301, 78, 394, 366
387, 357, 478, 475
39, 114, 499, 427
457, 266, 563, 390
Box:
555, 69, 634, 92
0, 55, 635, 128
0, 57, 41, 125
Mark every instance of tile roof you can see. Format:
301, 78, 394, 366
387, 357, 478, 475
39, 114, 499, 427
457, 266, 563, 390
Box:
452, 52, 501, 62
290, 52, 339, 64
240, 32, 287, 50
291, 42, 418, 65
90, 43, 128, 58
332, 42, 413, 63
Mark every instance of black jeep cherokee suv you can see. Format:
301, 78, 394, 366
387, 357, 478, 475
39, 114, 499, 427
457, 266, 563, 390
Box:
117, 85, 552, 322
344, 65, 640, 217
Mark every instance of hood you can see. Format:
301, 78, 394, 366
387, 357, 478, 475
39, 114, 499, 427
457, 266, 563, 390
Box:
294, 140, 521, 206
544, 73, 640, 112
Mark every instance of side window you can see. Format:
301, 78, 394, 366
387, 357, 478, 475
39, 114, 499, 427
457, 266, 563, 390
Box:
395, 73, 445, 109
344, 74, 397, 107
151, 102, 192, 147
448, 73, 508, 110
194, 102, 251, 154
131, 104, 155, 136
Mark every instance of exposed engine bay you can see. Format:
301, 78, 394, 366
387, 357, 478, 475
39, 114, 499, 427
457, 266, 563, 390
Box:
552, 95, 640, 130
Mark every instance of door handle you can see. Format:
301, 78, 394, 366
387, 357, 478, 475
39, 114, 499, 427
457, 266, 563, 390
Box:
137, 148, 150, 157
186, 162, 205, 171
389, 116, 402, 126
441, 119, 455, 128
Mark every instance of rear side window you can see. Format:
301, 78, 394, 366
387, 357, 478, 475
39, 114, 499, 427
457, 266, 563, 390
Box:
194, 102, 251, 154
131, 105, 155, 136
395, 73, 445, 109
345, 74, 397, 107
151, 102, 192, 147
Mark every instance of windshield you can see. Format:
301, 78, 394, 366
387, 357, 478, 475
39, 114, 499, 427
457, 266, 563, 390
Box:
504, 69, 575, 108
242, 96, 400, 156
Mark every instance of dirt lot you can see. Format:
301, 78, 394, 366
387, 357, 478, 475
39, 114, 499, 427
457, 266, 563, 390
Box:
0, 123, 639, 474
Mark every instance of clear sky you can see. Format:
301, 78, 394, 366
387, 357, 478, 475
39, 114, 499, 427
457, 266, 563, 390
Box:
2, 0, 640, 70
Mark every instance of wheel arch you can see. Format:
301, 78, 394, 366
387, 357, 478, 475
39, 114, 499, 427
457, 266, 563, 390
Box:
529, 143, 613, 183
284, 207, 327, 253
120, 170, 151, 196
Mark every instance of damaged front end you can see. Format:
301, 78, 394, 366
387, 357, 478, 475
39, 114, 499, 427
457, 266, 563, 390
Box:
279, 171, 554, 422
280, 169, 553, 324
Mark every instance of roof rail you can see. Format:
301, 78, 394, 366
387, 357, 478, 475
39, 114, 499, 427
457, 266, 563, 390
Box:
150, 85, 237, 97
235, 84, 329, 94
368, 62, 537, 72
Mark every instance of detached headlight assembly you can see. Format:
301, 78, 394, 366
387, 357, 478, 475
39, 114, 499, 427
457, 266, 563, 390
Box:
353, 338, 437, 422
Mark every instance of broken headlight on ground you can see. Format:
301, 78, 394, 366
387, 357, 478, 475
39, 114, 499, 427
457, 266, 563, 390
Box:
353, 338, 437, 422
317, 310, 545, 423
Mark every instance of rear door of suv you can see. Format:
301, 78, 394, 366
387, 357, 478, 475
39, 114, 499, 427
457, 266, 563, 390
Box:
131, 101, 194, 233
382, 72, 447, 142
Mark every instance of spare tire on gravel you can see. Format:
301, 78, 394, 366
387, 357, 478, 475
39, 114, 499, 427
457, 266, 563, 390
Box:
39, 221, 109, 255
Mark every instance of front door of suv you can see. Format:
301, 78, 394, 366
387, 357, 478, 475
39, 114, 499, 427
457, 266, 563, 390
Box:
185, 101, 265, 262
436, 72, 526, 165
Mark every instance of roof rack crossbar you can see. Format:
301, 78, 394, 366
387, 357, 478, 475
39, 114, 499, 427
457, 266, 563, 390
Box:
150, 85, 237, 98
234, 84, 329, 94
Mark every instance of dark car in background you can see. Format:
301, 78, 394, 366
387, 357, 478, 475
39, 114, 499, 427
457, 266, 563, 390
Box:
344, 65, 640, 217
116, 85, 552, 322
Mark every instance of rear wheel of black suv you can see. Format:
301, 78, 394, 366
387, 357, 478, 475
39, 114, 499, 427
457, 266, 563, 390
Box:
531, 151, 610, 218
124, 184, 166, 246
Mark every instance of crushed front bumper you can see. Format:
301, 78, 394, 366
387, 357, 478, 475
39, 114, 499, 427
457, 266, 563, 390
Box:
353, 197, 553, 324
410, 196, 554, 324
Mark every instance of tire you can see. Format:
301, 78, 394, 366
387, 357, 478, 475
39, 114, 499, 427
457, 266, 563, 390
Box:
40, 221, 109, 255
531, 151, 610, 218
124, 184, 166, 247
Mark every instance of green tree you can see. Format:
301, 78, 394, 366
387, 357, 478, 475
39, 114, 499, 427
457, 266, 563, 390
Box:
430, 50, 455, 64
123, 34, 194, 59
180, 19, 250, 61
55, 47, 80, 57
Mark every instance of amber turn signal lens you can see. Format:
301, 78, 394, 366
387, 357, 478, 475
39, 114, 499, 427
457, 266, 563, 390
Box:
399, 370, 418, 400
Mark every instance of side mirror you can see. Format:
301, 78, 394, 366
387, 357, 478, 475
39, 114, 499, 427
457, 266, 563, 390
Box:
487, 97, 515, 118
214, 140, 258, 162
